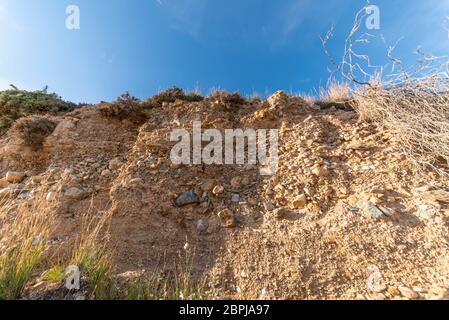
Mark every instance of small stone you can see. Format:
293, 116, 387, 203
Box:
347, 195, 358, 206
378, 206, 397, 218
247, 197, 258, 206
366, 265, 385, 293
339, 186, 349, 196
241, 176, 251, 186
365, 202, 385, 218
6, 171, 26, 184
196, 219, 209, 233
260, 288, 268, 300
231, 194, 240, 203
212, 185, 225, 196
147, 155, 159, 169
230, 177, 242, 189
201, 180, 215, 193
413, 287, 427, 293
387, 287, 401, 296
46, 191, 57, 201
274, 208, 289, 220
32, 235, 43, 246
17, 191, 32, 200
263, 201, 275, 211
109, 158, 123, 170
311, 166, 328, 177
291, 194, 307, 209
31, 176, 43, 184
64, 187, 87, 200
398, 286, 419, 299
175, 189, 200, 207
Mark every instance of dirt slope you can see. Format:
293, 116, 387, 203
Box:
1, 91, 449, 300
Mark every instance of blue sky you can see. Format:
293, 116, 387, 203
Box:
0, 0, 448, 103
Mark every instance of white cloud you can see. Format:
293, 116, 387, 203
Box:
280, 0, 311, 39
158, 0, 207, 39
262, 0, 344, 47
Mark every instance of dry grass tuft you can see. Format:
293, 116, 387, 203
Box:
315, 81, 354, 110
10, 116, 57, 149
322, 81, 351, 102
0, 193, 57, 299
122, 250, 206, 300
322, 5, 449, 178
70, 207, 115, 300
352, 72, 449, 176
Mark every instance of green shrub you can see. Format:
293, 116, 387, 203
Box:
183, 92, 204, 103
144, 87, 204, 108
209, 91, 247, 107
98, 92, 147, 123
42, 266, 65, 283
0, 87, 77, 134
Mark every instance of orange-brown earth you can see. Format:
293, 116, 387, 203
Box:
1, 91, 449, 300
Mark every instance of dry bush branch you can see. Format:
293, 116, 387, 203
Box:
322, 5, 449, 178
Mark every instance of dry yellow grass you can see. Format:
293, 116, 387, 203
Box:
352, 70, 449, 177
0, 192, 57, 299
320, 79, 352, 103
68, 201, 116, 299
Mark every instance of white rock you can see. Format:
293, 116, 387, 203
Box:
260, 288, 268, 300
291, 194, 307, 209
46, 191, 57, 201
196, 219, 208, 233
398, 286, 419, 299
64, 187, 87, 200
366, 265, 385, 292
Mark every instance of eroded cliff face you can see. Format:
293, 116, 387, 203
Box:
1, 91, 448, 300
